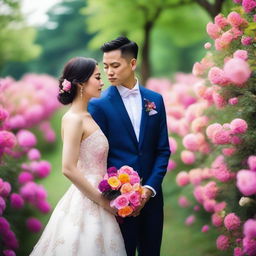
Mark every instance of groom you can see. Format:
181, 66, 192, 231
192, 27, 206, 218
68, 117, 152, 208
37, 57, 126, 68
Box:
89, 36, 171, 256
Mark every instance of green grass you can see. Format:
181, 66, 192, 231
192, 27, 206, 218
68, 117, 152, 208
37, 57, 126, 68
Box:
21, 109, 229, 256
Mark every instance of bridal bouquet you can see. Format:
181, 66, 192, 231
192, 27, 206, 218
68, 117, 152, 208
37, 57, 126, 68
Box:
98, 165, 145, 217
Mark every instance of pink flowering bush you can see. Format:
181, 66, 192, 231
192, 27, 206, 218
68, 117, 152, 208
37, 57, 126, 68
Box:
0, 74, 60, 255
146, 1, 256, 254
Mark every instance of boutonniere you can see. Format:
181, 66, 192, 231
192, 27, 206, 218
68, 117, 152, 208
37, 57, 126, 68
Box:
144, 98, 158, 116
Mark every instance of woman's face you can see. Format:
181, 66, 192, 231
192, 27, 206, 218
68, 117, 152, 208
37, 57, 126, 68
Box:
84, 65, 104, 98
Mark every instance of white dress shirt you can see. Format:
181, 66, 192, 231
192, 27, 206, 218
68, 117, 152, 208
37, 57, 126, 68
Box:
117, 80, 156, 197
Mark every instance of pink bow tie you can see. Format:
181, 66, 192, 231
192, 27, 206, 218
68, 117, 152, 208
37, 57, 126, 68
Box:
122, 87, 140, 98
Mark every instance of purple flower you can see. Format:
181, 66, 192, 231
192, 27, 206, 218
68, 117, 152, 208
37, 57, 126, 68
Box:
0, 131, 16, 148
34, 160, 51, 178
18, 171, 34, 185
3, 230, 19, 249
3, 249, 16, 256
0, 196, 6, 214
10, 193, 24, 209
36, 200, 51, 213
98, 179, 111, 192
107, 167, 118, 175
0, 217, 10, 234
0, 107, 9, 122
0, 182, 11, 197
224, 213, 241, 230
243, 219, 256, 239
242, 0, 256, 12
26, 217, 42, 232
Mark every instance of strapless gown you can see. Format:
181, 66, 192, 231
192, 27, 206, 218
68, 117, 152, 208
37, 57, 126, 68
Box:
30, 129, 127, 256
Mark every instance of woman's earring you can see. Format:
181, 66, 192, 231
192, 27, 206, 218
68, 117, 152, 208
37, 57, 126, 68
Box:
80, 86, 83, 99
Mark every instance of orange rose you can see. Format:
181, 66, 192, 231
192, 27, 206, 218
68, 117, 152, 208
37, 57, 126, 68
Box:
107, 177, 121, 189
118, 206, 133, 217
133, 183, 143, 194
118, 173, 130, 184
120, 183, 133, 194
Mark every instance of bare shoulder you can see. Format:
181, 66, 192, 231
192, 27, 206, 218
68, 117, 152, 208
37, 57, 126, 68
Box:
61, 112, 84, 136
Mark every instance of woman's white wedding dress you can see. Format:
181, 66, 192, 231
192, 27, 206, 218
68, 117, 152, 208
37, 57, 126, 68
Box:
30, 129, 127, 256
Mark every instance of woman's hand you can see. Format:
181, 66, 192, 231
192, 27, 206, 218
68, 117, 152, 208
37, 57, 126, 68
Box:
100, 197, 117, 215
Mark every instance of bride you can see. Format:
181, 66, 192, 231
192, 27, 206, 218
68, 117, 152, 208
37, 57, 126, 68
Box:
30, 57, 127, 256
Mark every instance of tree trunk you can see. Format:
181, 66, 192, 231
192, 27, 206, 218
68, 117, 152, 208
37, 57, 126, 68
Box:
195, 0, 225, 19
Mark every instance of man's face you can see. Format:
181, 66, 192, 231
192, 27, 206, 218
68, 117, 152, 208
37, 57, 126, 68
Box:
103, 49, 135, 86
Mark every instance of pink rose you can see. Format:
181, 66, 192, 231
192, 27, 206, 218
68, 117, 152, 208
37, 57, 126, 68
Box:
243, 219, 256, 238
16, 130, 37, 148
224, 58, 251, 85
241, 36, 253, 45
206, 22, 221, 39
128, 192, 141, 207
227, 11, 245, 27
0, 131, 16, 148
167, 159, 176, 172
111, 195, 129, 210
206, 123, 222, 138
236, 170, 256, 196
224, 213, 241, 230
214, 14, 228, 28
228, 97, 238, 105
248, 155, 256, 172
176, 171, 190, 186
27, 148, 41, 161
230, 118, 248, 134
18, 171, 34, 184
212, 213, 223, 227
242, 0, 256, 12
178, 196, 190, 208
185, 215, 196, 226
181, 150, 196, 165
216, 235, 230, 250
10, 193, 24, 209
201, 225, 210, 232
208, 67, 229, 86
233, 50, 248, 60
204, 42, 212, 49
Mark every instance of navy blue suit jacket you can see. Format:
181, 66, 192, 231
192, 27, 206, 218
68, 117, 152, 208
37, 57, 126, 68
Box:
88, 85, 171, 194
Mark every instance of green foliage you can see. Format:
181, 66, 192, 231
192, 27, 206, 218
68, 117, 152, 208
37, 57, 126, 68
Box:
1, 0, 98, 79
0, 0, 41, 71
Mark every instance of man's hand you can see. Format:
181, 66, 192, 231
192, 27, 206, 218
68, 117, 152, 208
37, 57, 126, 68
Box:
131, 187, 153, 217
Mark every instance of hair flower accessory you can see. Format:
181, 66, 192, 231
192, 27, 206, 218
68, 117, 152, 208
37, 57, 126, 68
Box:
62, 79, 72, 92
144, 98, 158, 116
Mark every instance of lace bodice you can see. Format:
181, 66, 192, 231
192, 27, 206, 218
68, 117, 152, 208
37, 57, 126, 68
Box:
77, 129, 109, 177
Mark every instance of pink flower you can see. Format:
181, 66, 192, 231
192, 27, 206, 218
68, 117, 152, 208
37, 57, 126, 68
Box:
185, 215, 196, 226
62, 79, 72, 92
224, 58, 251, 85
204, 181, 218, 199
169, 137, 177, 154
206, 22, 221, 39
10, 193, 24, 209
129, 175, 140, 185
229, 97, 238, 105
230, 118, 248, 134
27, 148, 41, 160
248, 156, 256, 172
176, 171, 190, 186
203, 199, 216, 212
242, 0, 256, 12
16, 130, 37, 148
0, 131, 16, 148
231, 135, 242, 145
212, 92, 226, 108
178, 196, 190, 208
111, 195, 129, 210
227, 12, 245, 27
167, 159, 176, 171
214, 201, 227, 212
118, 166, 134, 175
191, 116, 209, 133
216, 235, 230, 250
243, 219, 256, 239
201, 225, 210, 232
214, 14, 228, 28
211, 129, 231, 145
222, 147, 236, 156
233, 247, 243, 256
0, 196, 6, 214
224, 213, 241, 230
181, 150, 196, 164
34, 160, 51, 178
0, 107, 9, 122
18, 171, 34, 184
0, 182, 11, 197
234, 50, 248, 60
236, 170, 256, 196
212, 155, 232, 182
189, 169, 203, 185
204, 42, 212, 49
241, 36, 253, 45
206, 123, 222, 138
2, 229, 19, 249
183, 133, 204, 151
7, 115, 26, 130
212, 213, 223, 227
193, 186, 205, 203
215, 32, 233, 50
36, 200, 51, 213
26, 217, 42, 232
208, 67, 229, 86
243, 237, 256, 255
128, 192, 141, 207
230, 27, 243, 39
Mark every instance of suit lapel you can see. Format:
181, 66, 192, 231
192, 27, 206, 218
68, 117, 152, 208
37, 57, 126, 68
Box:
108, 86, 138, 145
138, 87, 149, 149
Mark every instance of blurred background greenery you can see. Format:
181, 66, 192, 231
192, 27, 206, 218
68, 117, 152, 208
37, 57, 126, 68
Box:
1, 0, 235, 255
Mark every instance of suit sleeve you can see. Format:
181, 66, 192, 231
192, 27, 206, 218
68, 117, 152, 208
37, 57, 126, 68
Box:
88, 101, 108, 137
144, 96, 171, 193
